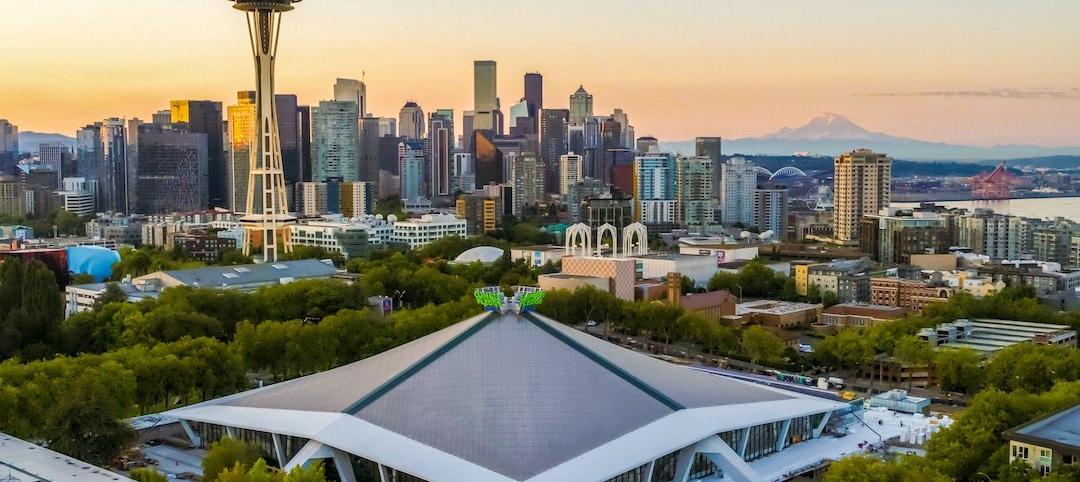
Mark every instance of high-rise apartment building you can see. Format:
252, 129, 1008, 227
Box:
398, 140, 425, 202
333, 78, 367, 117
428, 110, 454, 198
227, 91, 257, 212
1032, 222, 1075, 265
170, 100, 225, 208
695, 137, 723, 198
753, 187, 789, 236
456, 194, 497, 235
0, 120, 18, 174
560, 153, 584, 194
860, 208, 948, 264
540, 109, 569, 193
473, 61, 498, 132
957, 209, 1021, 260
134, 123, 209, 214
834, 149, 892, 242
398, 102, 425, 140
341, 181, 375, 217
311, 100, 360, 182
720, 157, 756, 227
676, 156, 715, 227
0, 176, 24, 217
297, 181, 328, 216
633, 153, 677, 225
511, 152, 543, 215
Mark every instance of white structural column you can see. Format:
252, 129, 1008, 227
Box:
284, 440, 334, 471
737, 427, 750, 458
775, 418, 792, 453
642, 460, 656, 482
378, 464, 390, 482
232, 0, 296, 262
272, 434, 287, 468
331, 448, 357, 482
813, 411, 834, 438
696, 436, 761, 482
671, 445, 698, 482
179, 420, 202, 446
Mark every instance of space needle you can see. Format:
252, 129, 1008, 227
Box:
228, 0, 299, 261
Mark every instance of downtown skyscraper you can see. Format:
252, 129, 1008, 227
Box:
569, 86, 593, 125
398, 102, 425, 140
540, 109, 569, 193
170, 100, 225, 208
311, 100, 361, 182
133, 123, 208, 214
0, 119, 17, 174
333, 78, 367, 117
473, 60, 498, 132
428, 109, 454, 198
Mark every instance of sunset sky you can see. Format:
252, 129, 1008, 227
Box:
3, 0, 1079, 146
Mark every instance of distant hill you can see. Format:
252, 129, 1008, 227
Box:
660, 113, 1080, 161
18, 132, 76, 153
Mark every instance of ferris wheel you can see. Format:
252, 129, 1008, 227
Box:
806, 186, 835, 211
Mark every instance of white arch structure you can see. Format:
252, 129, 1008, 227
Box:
750, 166, 809, 180
622, 222, 648, 257
596, 224, 619, 257
564, 223, 592, 257
769, 166, 808, 180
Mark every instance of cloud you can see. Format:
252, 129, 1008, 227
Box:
863, 88, 1080, 100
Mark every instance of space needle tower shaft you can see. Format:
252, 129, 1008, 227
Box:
230, 0, 300, 261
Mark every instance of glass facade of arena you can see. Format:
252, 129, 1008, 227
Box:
191, 422, 308, 467
349, 454, 429, 482
604, 451, 717, 482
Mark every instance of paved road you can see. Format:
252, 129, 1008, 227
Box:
143, 445, 205, 478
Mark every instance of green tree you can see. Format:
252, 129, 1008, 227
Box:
130, 468, 168, 482
933, 348, 984, 393
925, 381, 1080, 479
825, 455, 950, 482
202, 438, 264, 482
741, 325, 785, 366
42, 363, 137, 466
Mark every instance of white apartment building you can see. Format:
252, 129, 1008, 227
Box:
720, 157, 756, 227
392, 213, 467, 249
559, 152, 584, 193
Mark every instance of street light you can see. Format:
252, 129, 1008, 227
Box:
736, 284, 744, 303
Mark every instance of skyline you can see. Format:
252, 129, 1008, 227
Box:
3, 0, 1080, 146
